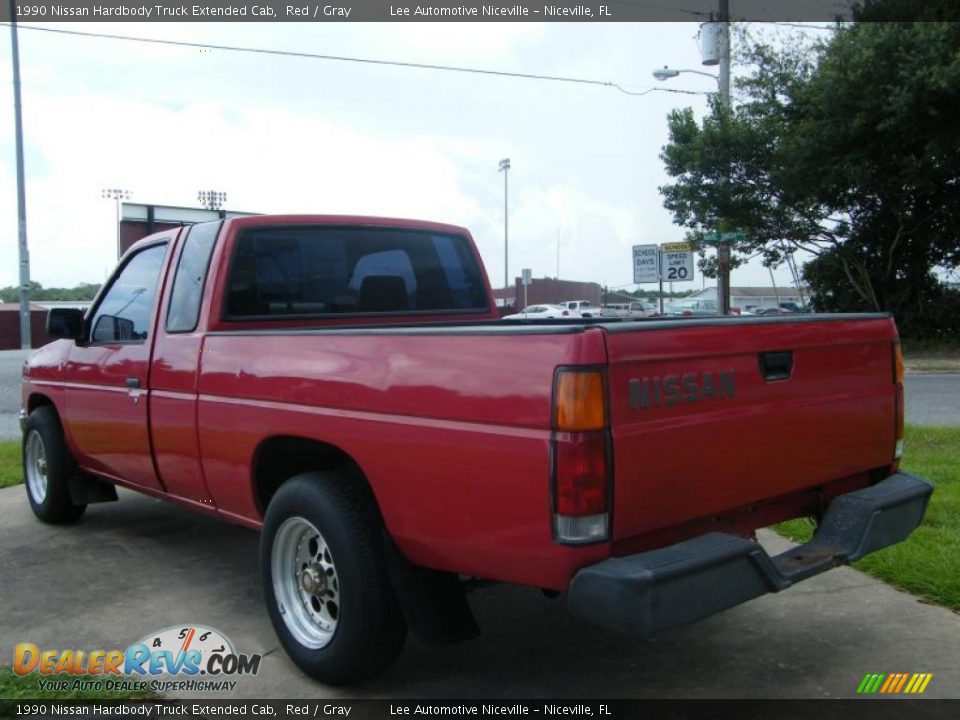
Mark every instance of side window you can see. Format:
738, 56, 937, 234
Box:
90, 244, 167, 344
166, 222, 220, 333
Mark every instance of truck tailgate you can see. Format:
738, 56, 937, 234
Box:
604, 315, 897, 542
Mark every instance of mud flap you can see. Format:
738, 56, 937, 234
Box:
68, 474, 119, 504
383, 535, 480, 646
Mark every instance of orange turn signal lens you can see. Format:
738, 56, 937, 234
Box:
555, 371, 606, 431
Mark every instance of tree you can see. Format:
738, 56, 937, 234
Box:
0, 282, 101, 303
659, 19, 960, 337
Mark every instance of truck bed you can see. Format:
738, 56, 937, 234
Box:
195, 312, 898, 589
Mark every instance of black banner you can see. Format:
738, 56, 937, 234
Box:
1, 700, 959, 720
0, 1, 860, 23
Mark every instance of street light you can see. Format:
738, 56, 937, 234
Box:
198, 190, 228, 211
102, 188, 131, 260
11, 3, 32, 348
652, 66, 720, 87
498, 158, 510, 292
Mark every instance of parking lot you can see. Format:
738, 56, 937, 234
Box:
2, 485, 959, 699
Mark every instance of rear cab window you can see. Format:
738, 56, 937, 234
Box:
166, 221, 221, 333
223, 225, 490, 319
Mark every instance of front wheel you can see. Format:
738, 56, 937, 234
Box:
260, 470, 406, 685
23, 406, 86, 524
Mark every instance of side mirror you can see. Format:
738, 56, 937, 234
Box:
92, 314, 136, 343
47, 308, 86, 342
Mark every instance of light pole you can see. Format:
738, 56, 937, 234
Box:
652, 66, 720, 87
102, 188, 131, 260
498, 159, 510, 293
652, 0, 732, 314
198, 190, 228, 211
716, 0, 732, 315
11, 2, 31, 349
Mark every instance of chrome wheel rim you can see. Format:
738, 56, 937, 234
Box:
272, 516, 340, 649
24, 430, 48, 505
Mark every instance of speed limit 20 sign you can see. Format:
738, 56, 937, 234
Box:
659, 242, 694, 282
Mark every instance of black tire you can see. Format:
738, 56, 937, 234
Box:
22, 406, 86, 524
260, 469, 407, 685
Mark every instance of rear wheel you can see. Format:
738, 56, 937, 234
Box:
260, 470, 406, 684
23, 406, 86, 524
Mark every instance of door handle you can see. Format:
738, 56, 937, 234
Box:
125, 378, 141, 389
758, 351, 793, 381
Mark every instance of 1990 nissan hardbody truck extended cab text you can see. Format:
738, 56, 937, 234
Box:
21, 216, 933, 684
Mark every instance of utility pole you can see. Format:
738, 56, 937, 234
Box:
556, 228, 560, 279
498, 159, 510, 292
10, 2, 31, 349
716, 0, 732, 315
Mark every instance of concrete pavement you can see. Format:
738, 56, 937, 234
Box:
0, 350, 29, 441
1, 485, 958, 699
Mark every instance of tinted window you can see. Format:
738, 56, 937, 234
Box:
225, 226, 488, 318
90, 244, 167, 343
167, 221, 220, 332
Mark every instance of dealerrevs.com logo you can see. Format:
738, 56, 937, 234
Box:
13, 625, 261, 693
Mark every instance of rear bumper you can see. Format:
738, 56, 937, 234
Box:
567, 471, 933, 636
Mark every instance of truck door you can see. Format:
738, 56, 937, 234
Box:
63, 240, 172, 490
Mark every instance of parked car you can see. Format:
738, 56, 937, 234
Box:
666, 299, 719, 316
754, 306, 795, 316
559, 299, 596, 317
22, 214, 930, 685
601, 301, 655, 319
628, 300, 656, 317
502, 304, 570, 320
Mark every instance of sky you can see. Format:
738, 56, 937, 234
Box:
0, 20, 817, 294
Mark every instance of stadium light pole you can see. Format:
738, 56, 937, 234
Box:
498, 159, 510, 293
102, 188, 131, 260
10, 2, 31, 349
198, 190, 228, 211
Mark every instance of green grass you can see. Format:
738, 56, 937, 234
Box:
0, 667, 152, 700
776, 425, 960, 611
0, 441, 21, 489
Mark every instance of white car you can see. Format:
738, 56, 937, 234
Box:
501, 304, 570, 320
558, 300, 597, 318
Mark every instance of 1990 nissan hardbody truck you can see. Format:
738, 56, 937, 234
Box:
21, 215, 932, 684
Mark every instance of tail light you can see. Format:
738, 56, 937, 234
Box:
893, 342, 905, 463
552, 369, 610, 544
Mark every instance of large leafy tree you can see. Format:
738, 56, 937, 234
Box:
659, 19, 960, 336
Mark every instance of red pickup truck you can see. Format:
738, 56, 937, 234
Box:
21, 215, 932, 684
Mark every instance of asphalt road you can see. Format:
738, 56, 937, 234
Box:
0, 350, 28, 440
1, 349, 958, 440
1, 486, 958, 700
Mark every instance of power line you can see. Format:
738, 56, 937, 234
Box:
4, 23, 709, 98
